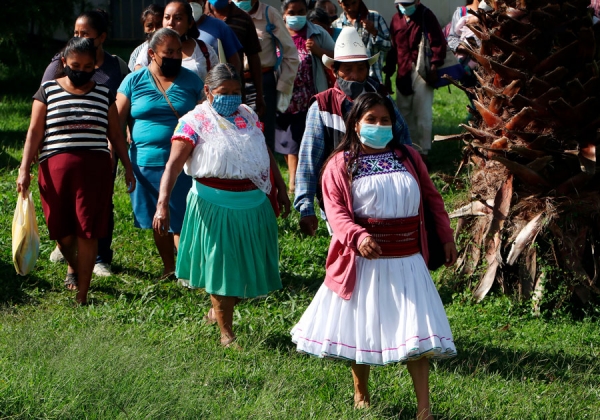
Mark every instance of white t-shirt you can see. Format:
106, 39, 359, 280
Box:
135, 41, 218, 82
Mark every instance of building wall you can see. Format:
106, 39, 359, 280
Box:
58, 0, 465, 41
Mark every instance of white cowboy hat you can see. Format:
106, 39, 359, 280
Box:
322, 27, 380, 69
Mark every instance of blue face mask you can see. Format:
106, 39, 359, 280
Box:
211, 93, 242, 116
359, 123, 393, 149
286, 15, 307, 31
209, 0, 230, 10
398, 3, 417, 16
233, 0, 253, 12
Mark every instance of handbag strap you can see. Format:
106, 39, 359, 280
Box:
149, 69, 181, 119
265, 5, 284, 72
195, 39, 211, 72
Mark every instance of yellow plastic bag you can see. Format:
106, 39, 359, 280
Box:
12, 191, 40, 276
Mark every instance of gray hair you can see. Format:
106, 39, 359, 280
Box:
204, 63, 241, 91
148, 27, 181, 52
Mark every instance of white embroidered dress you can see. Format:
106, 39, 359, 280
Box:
291, 151, 457, 365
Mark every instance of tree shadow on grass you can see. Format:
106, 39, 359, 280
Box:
437, 336, 599, 387
0, 260, 53, 306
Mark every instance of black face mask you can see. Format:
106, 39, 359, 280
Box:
64, 65, 95, 87
157, 56, 182, 77
336, 77, 366, 100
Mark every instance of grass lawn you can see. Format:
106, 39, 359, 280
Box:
1, 82, 599, 419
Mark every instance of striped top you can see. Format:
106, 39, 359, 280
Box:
33, 80, 114, 162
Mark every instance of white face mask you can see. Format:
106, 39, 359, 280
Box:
190, 2, 203, 21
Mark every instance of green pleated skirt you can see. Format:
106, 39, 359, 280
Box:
176, 181, 282, 298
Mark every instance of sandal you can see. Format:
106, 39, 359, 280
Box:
64, 273, 78, 291
157, 270, 176, 281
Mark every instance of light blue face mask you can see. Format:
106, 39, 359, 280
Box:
286, 15, 307, 31
398, 3, 417, 16
359, 123, 393, 149
233, 0, 253, 12
211, 93, 242, 117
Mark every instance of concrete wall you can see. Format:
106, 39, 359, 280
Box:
56, 0, 465, 41
261, 0, 466, 27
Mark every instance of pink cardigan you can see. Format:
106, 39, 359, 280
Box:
321, 147, 454, 300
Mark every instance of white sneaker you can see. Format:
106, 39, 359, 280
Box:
93, 263, 112, 277
49, 246, 66, 263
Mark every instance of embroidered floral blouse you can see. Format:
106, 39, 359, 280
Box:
285, 28, 316, 115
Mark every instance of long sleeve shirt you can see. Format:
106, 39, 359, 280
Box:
384, 5, 446, 82
294, 96, 412, 218
331, 10, 391, 83
248, 2, 299, 95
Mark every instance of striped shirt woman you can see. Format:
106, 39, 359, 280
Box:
17, 37, 135, 305
34, 80, 112, 162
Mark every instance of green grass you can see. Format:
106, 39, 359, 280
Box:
1, 87, 599, 419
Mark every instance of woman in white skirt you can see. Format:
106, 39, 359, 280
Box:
290, 92, 458, 419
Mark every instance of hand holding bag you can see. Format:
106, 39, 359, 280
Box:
416, 8, 465, 89
12, 190, 40, 275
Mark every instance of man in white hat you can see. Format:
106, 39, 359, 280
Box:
384, 1, 445, 160
294, 27, 412, 236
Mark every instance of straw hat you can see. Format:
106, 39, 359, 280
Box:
322, 27, 380, 69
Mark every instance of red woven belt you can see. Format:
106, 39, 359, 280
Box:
355, 215, 420, 257
196, 177, 258, 192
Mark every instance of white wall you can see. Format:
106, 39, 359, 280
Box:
261, 0, 465, 26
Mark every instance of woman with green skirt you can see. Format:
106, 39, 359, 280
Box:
153, 63, 290, 347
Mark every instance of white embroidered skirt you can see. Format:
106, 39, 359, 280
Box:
291, 151, 457, 365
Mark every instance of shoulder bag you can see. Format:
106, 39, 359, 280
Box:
416, 7, 464, 89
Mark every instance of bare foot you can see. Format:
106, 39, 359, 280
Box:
416, 407, 433, 420
220, 334, 241, 350
203, 308, 217, 325
353, 393, 370, 409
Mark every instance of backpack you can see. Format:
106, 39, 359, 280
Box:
194, 39, 212, 72
443, 6, 467, 39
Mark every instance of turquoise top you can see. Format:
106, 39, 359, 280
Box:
118, 67, 204, 166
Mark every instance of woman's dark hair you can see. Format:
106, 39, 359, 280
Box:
148, 28, 181, 52
141, 4, 165, 24
205, 63, 241, 91
307, 7, 330, 26
316, 0, 337, 15
166, 1, 200, 39
77, 9, 110, 36
281, 0, 308, 13
322, 92, 398, 182
55, 37, 97, 79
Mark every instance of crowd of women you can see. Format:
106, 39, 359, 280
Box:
16, 1, 462, 418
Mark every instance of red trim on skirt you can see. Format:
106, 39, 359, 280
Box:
38, 150, 112, 240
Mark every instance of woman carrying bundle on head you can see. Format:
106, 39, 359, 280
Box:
17, 37, 135, 304
291, 92, 458, 419
153, 63, 290, 348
